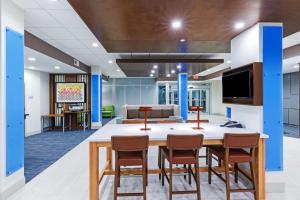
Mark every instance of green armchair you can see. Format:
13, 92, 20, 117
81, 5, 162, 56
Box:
102, 105, 115, 118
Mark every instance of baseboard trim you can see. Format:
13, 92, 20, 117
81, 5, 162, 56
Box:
0, 175, 25, 200
25, 130, 41, 137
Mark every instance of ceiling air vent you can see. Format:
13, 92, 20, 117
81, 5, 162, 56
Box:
74, 59, 80, 67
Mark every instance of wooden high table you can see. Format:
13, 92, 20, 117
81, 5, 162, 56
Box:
88, 123, 268, 200
64, 110, 90, 132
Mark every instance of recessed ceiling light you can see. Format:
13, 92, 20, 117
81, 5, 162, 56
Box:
28, 66, 35, 70
171, 19, 182, 30
167, 74, 171, 77
150, 74, 154, 77
116, 69, 121, 72
293, 65, 299, 68
54, 66, 60, 70
227, 60, 232, 64
234, 22, 245, 29
151, 70, 155, 73
171, 70, 176, 74
28, 57, 36, 62
177, 64, 182, 69
153, 65, 158, 69
108, 60, 113, 64
180, 38, 186, 42
92, 42, 99, 47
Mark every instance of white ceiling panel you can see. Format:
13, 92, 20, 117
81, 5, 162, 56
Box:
25, 27, 51, 40
72, 48, 93, 55
25, 10, 62, 28
38, 27, 75, 40
12, 0, 126, 77
48, 10, 85, 28
12, 0, 40, 9
35, 0, 70, 10
58, 0, 73, 10
67, 28, 95, 40
57, 39, 85, 49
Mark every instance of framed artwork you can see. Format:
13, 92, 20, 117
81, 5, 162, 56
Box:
55, 82, 86, 103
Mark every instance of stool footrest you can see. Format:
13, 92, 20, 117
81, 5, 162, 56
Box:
117, 192, 144, 197
172, 190, 198, 195
230, 188, 255, 193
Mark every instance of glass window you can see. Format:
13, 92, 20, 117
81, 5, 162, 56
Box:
158, 85, 166, 104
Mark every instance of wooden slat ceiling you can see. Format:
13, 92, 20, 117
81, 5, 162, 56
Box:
68, 0, 300, 53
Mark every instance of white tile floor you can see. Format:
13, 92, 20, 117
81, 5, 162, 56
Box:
7, 115, 300, 200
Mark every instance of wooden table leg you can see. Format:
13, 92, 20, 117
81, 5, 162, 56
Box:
106, 147, 112, 171
256, 138, 266, 200
90, 142, 99, 200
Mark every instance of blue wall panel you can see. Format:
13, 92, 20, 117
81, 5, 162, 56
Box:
226, 107, 231, 120
262, 26, 283, 171
99, 75, 102, 124
6, 28, 24, 176
177, 73, 188, 120
91, 75, 99, 122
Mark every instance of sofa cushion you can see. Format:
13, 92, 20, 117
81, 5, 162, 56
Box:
151, 109, 162, 118
162, 109, 174, 118
127, 109, 139, 119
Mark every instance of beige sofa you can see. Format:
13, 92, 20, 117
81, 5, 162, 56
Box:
121, 104, 181, 122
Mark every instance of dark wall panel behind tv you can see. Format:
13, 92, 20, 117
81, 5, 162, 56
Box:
222, 62, 262, 106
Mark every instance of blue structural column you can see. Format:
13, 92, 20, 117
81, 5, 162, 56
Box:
177, 72, 188, 120
262, 26, 283, 171
177, 41, 188, 120
5, 28, 24, 176
91, 72, 102, 128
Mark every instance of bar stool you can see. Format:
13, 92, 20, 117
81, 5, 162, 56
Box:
160, 134, 204, 200
111, 135, 149, 200
207, 133, 260, 200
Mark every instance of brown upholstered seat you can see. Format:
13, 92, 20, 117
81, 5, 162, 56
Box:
159, 134, 204, 200
112, 135, 149, 200
209, 146, 252, 163
161, 147, 196, 164
117, 151, 144, 166
208, 133, 260, 200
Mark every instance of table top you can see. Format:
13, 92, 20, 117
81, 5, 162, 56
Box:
64, 110, 90, 114
138, 107, 153, 112
42, 114, 64, 117
89, 123, 268, 142
189, 106, 203, 111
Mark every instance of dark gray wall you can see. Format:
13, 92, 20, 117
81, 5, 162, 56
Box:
283, 72, 299, 126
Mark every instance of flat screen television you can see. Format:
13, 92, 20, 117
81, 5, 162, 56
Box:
55, 82, 86, 103
222, 70, 253, 99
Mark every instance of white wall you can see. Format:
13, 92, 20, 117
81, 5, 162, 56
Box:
24, 69, 49, 136
210, 80, 226, 115
0, 0, 25, 199
229, 24, 263, 132
231, 24, 261, 68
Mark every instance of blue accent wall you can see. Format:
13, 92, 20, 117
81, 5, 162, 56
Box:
99, 75, 103, 123
6, 28, 24, 176
91, 75, 99, 122
177, 73, 188, 120
91, 74, 102, 124
262, 26, 283, 171
226, 107, 231, 120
